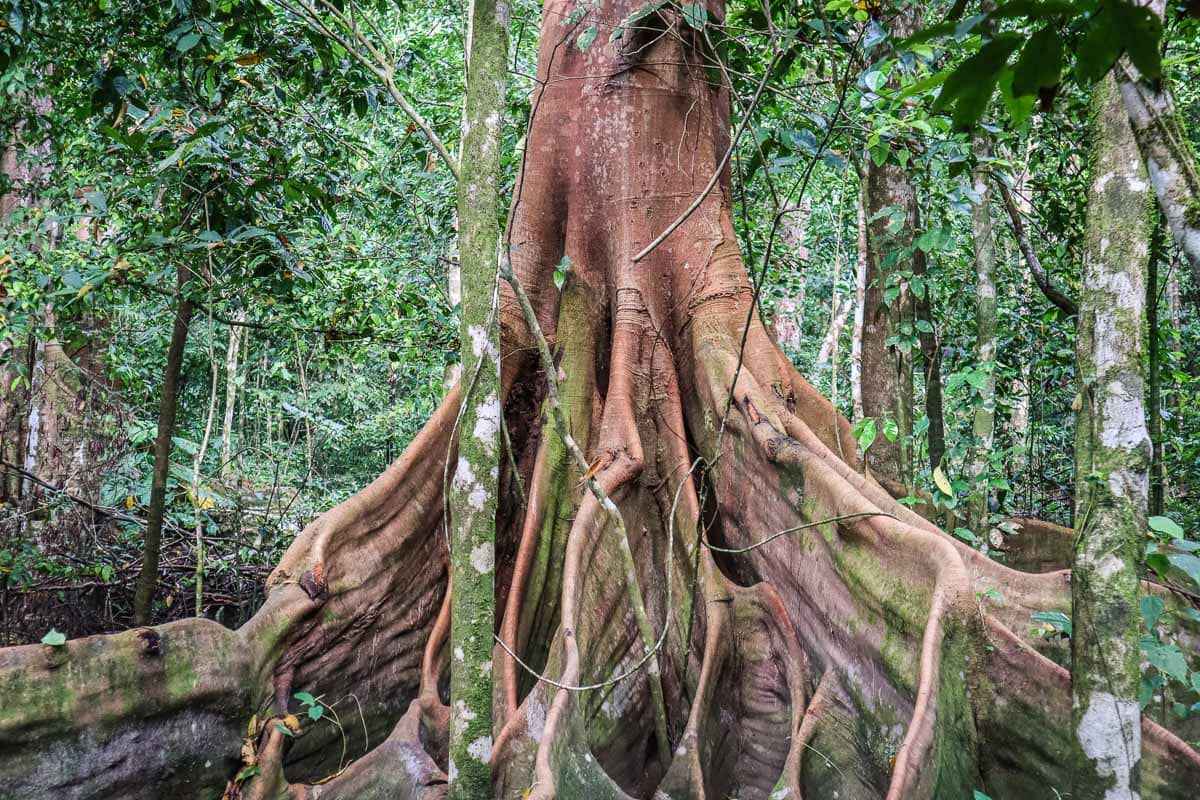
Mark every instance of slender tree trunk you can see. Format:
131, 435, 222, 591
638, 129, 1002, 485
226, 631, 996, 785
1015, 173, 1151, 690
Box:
193, 319, 220, 618
1071, 72, 1153, 799
772, 200, 810, 356
132, 263, 195, 626
448, 0, 508, 793
913, 207, 945, 474
1148, 212, 1165, 517
850, 188, 866, 424
219, 313, 244, 479
858, 8, 920, 491
862, 158, 916, 489
967, 135, 998, 533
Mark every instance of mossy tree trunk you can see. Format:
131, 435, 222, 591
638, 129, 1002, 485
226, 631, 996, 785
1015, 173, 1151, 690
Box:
448, 0, 509, 795
967, 135, 998, 536
1071, 72, 1154, 799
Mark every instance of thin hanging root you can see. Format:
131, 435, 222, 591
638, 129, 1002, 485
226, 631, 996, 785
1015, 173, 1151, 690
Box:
500, 260, 671, 766
885, 586, 950, 800
498, 436, 554, 718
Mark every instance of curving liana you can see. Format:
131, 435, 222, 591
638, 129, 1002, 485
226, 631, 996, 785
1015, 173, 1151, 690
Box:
1, 2, 1198, 799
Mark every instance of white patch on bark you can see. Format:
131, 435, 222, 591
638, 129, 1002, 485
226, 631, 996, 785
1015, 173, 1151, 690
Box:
470, 542, 494, 574
467, 735, 492, 763
454, 646, 464, 662
453, 699, 476, 737
1099, 380, 1150, 450
468, 324, 498, 362
1076, 691, 1142, 799
472, 392, 500, 453
526, 698, 545, 742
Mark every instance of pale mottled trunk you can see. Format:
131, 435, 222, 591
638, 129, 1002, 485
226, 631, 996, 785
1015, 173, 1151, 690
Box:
967, 135, 998, 535
448, 0, 508, 794
815, 296, 850, 367
1117, 0, 1200, 299
773, 201, 810, 355
219, 313, 244, 479
1148, 215, 1165, 517
1071, 72, 1153, 799
193, 324, 221, 617
850, 189, 866, 424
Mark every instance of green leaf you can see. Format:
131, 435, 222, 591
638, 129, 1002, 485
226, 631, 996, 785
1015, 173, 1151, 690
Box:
1140, 595, 1165, 631
882, 418, 899, 442
1148, 515, 1184, 539
853, 417, 877, 453
553, 255, 571, 290
1145, 641, 1189, 682
1167, 553, 1200, 587
998, 68, 1036, 125
306, 704, 324, 721
273, 723, 295, 738
1112, 0, 1163, 80
177, 33, 203, 53
935, 34, 1023, 127
974, 790, 994, 800
1031, 610, 1072, 637
1075, 8, 1120, 83
293, 691, 316, 706
990, 1, 1080, 20
954, 527, 978, 543
41, 629, 67, 646
681, 3, 707, 30
1012, 25, 1062, 98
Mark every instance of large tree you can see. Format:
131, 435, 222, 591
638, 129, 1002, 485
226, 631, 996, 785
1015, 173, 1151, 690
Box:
0, 3, 1198, 799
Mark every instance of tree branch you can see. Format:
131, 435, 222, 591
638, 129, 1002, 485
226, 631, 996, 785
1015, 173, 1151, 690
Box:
994, 178, 1078, 317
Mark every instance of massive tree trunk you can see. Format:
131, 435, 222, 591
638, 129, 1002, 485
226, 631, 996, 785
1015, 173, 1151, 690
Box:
0, 4, 1198, 800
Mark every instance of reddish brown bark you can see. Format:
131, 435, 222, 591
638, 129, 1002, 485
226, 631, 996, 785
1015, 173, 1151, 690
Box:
0, 3, 1197, 799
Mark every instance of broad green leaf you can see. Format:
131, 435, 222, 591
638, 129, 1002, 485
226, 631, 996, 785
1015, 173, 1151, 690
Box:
307, 704, 324, 721
1075, 9, 1120, 83
1031, 610, 1072, 637
954, 527, 978, 543
177, 33, 203, 53
882, 418, 899, 441
1145, 642, 1189, 682
935, 34, 1023, 127
853, 417, 877, 453
1112, 0, 1163, 80
41, 629, 66, 646
1167, 553, 1200, 587
1012, 25, 1063, 97
1148, 515, 1184, 539
1140, 595, 1164, 631
681, 3, 707, 30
